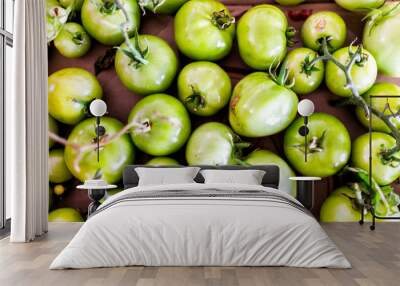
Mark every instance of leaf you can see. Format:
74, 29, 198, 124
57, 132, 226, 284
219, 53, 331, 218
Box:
94, 48, 117, 75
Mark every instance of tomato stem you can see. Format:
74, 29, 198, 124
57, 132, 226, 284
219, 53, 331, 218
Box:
211, 10, 235, 30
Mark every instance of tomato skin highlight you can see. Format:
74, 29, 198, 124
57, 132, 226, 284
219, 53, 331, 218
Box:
229, 72, 298, 138
284, 113, 351, 178
301, 11, 347, 52
174, 0, 235, 61
177, 61, 231, 116
81, 0, 141, 46
325, 46, 377, 97
115, 34, 178, 96
237, 4, 290, 70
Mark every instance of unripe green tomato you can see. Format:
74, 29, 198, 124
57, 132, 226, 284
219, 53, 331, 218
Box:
177, 61, 231, 116
48, 208, 84, 222
351, 132, 400, 186
301, 11, 347, 52
128, 94, 191, 156
49, 149, 73, 183
356, 83, 400, 133
325, 46, 377, 97
146, 157, 180, 166
275, 0, 305, 6
48, 68, 103, 125
281, 47, 324, 95
115, 35, 178, 95
54, 22, 91, 58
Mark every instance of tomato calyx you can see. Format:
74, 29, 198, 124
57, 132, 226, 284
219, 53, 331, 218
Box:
71, 32, 85, 45
285, 26, 297, 47
98, 0, 120, 14
211, 10, 235, 30
184, 85, 206, 112
379, 143, 400, 167
269, 63, 295, 88
347, 42, 369, 67
138, 0, 164, 14
301, 54, 321, 77
232, 134, 251, 165
292, 130, 326, 155
118, 30, 149, 68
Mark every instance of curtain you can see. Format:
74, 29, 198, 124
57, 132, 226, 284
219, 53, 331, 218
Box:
8, 0, 48, 242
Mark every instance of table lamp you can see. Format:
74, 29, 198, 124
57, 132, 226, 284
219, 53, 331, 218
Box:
89, 99, 107, 162
297, 99, 315, 162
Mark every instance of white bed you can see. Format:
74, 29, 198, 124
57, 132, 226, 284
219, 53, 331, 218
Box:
50, 180, 351, 269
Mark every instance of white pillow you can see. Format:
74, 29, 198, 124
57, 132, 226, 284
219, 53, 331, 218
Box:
135, 167, 200, 186
200, 169, 266, 185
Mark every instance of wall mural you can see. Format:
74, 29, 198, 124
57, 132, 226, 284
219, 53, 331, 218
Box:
46, 0, 400, 222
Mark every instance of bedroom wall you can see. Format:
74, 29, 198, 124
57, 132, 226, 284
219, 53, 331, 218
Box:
47, 0, 400, 221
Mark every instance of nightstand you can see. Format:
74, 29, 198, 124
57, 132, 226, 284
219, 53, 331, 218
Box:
289, 177, 321, 210
77, 180, 117, 216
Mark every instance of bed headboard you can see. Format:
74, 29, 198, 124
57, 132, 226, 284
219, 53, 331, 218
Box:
123, 165, 280, 189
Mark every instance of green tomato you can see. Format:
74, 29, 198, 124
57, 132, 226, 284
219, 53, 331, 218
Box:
356, 83, 400, 133
48, 68, 103, 125
301, 11, 347, 52
281, 47, 325, 95
48, 208, 84, 222
81, 0, 140, 46
139, 0, 188, 14
320, 186, 372, 222
46, 0, 71, 42
229, 72, 298, 137
49, 149, 73, 183
275, 0, 305, 5
54, 22, 91, 58
363, 3, 400, 77
128, 94, 191, 156
237, 4, 290, 70
49, 115, 58, 149
352, 132, 400, 186
115, 34, 178, 95
175, 0, 235, 61
177, 61, 231, 116
245, 149, 297, 197
284, 113, 351, 177
65, 117, 135, 183
335, 0, 385, 12
146, 157, 180, 166
186, 122, 245, 165
60, 0, 84, 10
325, 46, 377, 97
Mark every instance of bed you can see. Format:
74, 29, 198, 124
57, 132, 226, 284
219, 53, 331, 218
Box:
50, 165, 351, 269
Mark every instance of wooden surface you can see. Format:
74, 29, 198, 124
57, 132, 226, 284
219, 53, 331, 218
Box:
1, 222, 399, 286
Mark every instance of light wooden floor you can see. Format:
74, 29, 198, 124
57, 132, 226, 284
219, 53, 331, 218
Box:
0, 223, 399, 286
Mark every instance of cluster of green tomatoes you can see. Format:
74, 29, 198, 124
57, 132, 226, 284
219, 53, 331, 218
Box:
46, 0, 400, 222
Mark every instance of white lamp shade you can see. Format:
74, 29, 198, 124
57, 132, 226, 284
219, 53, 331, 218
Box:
90, 99, 107, 117
298, 99, 315, 117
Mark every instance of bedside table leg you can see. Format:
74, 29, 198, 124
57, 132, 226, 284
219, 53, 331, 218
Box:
87, 189, 105, 217
297, 181, 313, 210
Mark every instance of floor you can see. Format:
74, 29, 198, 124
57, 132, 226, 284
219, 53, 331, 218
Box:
0, 223, 399, 286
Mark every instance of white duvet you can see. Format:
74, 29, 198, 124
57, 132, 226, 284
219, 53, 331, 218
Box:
50, 183, 351, 269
